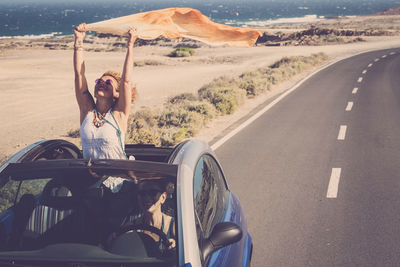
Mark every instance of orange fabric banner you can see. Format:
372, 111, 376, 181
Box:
86, 8, 261, 47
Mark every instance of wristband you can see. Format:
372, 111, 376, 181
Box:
74, 41, 84, 50
74, 44, 83, 51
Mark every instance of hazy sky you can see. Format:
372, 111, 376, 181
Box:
3, 0, 397, 2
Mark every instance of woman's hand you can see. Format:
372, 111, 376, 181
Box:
167, 238, 176, 250
127, 27, 138, 46
74, 23, 87, 42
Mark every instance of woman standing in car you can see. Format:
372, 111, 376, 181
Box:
73, 23, 137, 160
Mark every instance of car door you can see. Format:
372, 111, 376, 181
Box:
193, 154, 238, 266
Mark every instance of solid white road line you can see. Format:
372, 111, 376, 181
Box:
368, 63, 373, 67
338, 125, 347, 140
327, 168, 342, 198
346, 102, 353, 111
362, 70, 367, 74
357, 77, 363, 83
352, 87, 358, 94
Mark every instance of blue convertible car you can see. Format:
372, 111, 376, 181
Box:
0, 139, 252, 266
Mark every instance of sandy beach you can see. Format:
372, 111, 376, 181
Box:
1, 14, 400, 161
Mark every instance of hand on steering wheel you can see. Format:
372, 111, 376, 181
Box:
116, 224, 173, 251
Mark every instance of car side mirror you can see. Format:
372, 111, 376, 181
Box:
201, 222, 243, 263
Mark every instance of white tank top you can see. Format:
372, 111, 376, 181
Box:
80, 109, 126, 160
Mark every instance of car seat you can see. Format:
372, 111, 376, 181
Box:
21, 179, 80, 249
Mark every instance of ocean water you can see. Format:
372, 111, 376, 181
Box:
1, 0, 400, 38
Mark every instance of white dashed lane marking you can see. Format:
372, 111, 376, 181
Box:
346, 102, 354, 111
337, 125, 347, 140
327, 168, 342, 198
326, 53, 395, 199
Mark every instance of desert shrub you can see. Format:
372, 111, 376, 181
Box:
134, 61, 145, 67
134, 108, 158, 128
239, 78, 271, 96
134, 60, 164, 67
199, 87, 246, 115
315, 52, 329, 61
183, 112, 205, 135
67, 129, 80, 138
353, 37, 365, 42
200, 76, 240, 92
128, 128, 161, 146
168, 47, 195, 57
238, 69, 273, 96
169, 93, 198, 104
239, 79, 257, 96
270, 57, 292, 68
126, 108, 161, 145
185, 101, 217, 122
198, 76, 246, 112
326, 36, 344, 43
160, 128, 188, 147
126, 101, 215, 147
240, 70, 262, 79
175, 43, 201, 49
158, 104, 204, 128
172, 128, 188, 143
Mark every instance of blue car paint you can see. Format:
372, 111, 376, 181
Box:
207, 192, 252, 267
0, 192, 41, 237
242, 234, 253, 267
0, 210, 14, 235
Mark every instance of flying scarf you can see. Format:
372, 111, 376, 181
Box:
86, 8, 261, 47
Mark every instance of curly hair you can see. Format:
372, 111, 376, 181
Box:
102, 70, 137, 103
101, 70, 121, 87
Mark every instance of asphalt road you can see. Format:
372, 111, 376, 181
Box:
214, 48, 400, 266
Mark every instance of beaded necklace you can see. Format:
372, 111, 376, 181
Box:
93, 110, 106, 128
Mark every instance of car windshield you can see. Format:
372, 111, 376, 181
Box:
0, 159, 178, 266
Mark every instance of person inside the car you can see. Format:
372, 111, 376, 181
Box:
124, 180, 176, 250
73, 23, 137, 161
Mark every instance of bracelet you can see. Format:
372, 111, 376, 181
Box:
74, 42, 84, 50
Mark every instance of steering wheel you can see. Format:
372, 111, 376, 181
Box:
116, 224, 172, 250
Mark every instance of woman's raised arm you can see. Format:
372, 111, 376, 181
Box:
113, 28, 138, 125
73, 23, 94, 124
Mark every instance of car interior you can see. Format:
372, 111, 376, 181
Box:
0, 141, 179, 265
